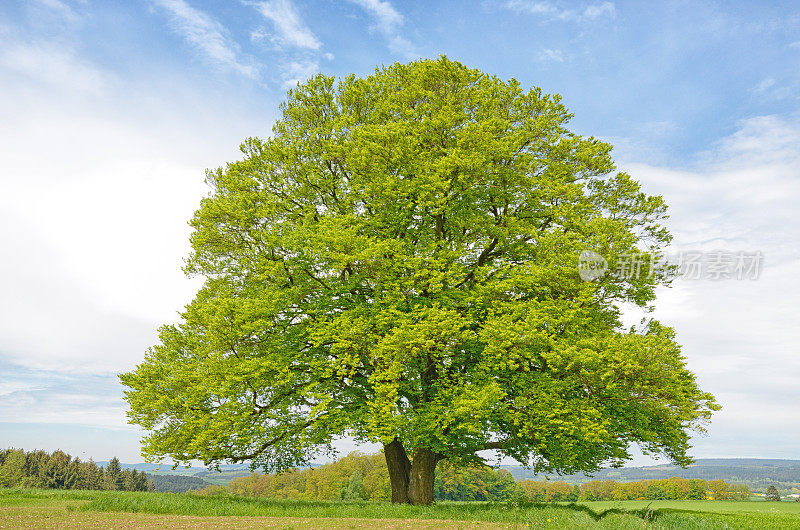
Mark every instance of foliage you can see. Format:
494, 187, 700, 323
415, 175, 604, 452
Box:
194, 484, 228, 496
120, 57, 718, 503
340, 469, 368, 501
0, 449, 148, 492
434, 461, 520, 501
227, 452, 389, 501
544, 477, 750, 501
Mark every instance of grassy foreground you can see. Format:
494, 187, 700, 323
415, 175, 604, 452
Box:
2, 488, 800, 529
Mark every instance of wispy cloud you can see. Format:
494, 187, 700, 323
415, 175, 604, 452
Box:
748, 77, 794, 100
351, 0, 404, 30
153, 0, 258, 78
281, 59, 320, 88
247, 0, 325, 88
251, 0, 321, 50
538, 48, 564, 62
31, 0, 83, 23
752, 77, 776, 94
0, 42, 112, 95
505, 0, 615, 22
505, 0, 556, 16
583, 1, 615, 19
0, 363, 130, 428
347, 0, 416, 57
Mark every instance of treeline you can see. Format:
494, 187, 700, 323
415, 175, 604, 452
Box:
207, 452, 749, 502
147, 474, 211, 493
507, 459, 800, 493
0, 449, 149, 491
220, 453, 519, 502
519, 478, 750, 501
223, 452, 390, 501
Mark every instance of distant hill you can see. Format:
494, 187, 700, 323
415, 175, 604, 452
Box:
501, 458, 800, 491
99, 462, 324, 486
107, 458, 800, 492
97, 462, 250, 473
96, 462, 254, 487
145, 474, 212, 493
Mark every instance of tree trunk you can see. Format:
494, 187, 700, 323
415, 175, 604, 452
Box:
407, 447, 437, 505
384, 439, 411, 504
383, 440, 439, 505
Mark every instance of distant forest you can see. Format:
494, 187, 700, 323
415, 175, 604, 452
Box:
3, 449, 794, 499
0, 449, 148, 491
505, 458, 800, 493
206, 452, 753, 502
147, 474, 211, 493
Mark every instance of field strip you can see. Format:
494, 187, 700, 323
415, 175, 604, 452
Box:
0, 504, 509, 529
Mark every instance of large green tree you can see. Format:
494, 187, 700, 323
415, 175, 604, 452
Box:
121, 57, 718, 505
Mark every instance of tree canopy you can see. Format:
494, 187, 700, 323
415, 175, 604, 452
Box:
121, 57, 718, 505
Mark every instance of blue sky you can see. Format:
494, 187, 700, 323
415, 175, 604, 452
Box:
1, 0, 799, 465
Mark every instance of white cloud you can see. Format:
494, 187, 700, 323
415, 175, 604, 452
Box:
349, 0, 404, 31
505, 0, 551, 15
0, 42, 112, 95
30, 0, 83, 23
251, 0, 321, 50
538, 48, 564, 62
281, 59, 320, 88
617, 115, 800, 457
701, 114, 800, 170
506, 0, 616, 22
583, 1, 615, 19
386, 35, 416, 58
0, 388, 130, 428
0, 39, 271, 374
248, 1, 326, 89
748, 77, 793, 100
752, 77, 776, 94
0, 381, 45, 397
347, 0, 417, 58
153, 0, 258, 78
0, 32, 278, 451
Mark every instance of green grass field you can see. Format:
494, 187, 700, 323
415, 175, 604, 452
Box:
2, 488, 800, 529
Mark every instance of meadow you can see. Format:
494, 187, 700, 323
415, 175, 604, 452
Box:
3, 488, 800, 529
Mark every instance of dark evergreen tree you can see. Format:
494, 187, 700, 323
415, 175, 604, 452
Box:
103, 457, 124, 491
40, 450, 75, 489
26, 450, 48, 487
766, 485, 781, 501
121, 468, 133, 491
133, 470, 150, 491
0, 449, 26, 487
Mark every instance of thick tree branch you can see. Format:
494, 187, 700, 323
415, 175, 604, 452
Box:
230, 419, 317, 462
454, 237, 499, 288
